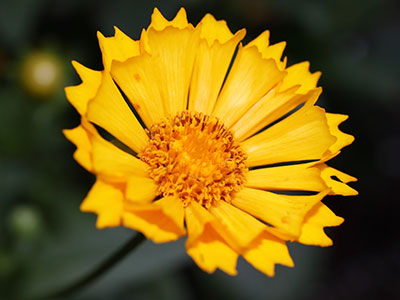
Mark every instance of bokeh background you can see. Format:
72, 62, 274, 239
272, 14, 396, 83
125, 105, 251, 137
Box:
1, 0, 399, 299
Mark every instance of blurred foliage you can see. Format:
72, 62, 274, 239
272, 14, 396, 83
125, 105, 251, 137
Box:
0, 0, 399, 299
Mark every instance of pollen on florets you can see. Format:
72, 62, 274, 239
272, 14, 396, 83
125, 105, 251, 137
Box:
140, 111, 248, 209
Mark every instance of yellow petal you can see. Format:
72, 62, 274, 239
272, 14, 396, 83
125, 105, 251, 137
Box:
111, 52, 166, 127
317, 164, 358, 196
212, 45, 286, 128
279, 61, 321, 94
261, 42, 287, 70
232, 187, 329, 238
197, 13, 243, 45
246, 30, 270, 51
149, 7, 189, 31
325, 113, 355, 156
144, 26, 200, 116
153, 196, 185, 231
245, 160, 357, 196
64, 119, 148, 181
185, 202, 238, 275
97, 27, 140, 71
243, 232, 293, 276
242, 105, 336, 167
209, 201, 266, 252
188, 15, 246, 114
63, 123, 93, 172
245, 162, 327, 192
80, 179, 124, 229
126, 176, 158, 204
83, 121, 148, 182
91, 140, 148, 181
86, 72, 148, 153
186, 224, 238, 275
298, 202, 344, 246
233, 86, 321, 142
246, 30, 286, 70
65, 61, 102, 116
184, 201, 214, 244
123, 196, 185, 243
111, 8, 196, 126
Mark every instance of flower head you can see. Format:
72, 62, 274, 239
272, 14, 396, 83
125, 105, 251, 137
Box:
64, 8, 357, 276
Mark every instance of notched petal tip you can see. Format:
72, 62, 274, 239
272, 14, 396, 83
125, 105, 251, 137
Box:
150, 7, 189, 31
280, 61, 321, 94
96, 30, 105, 40
298, 202, 345, 247
67, 60, 103, 116
319, 164, 358, 196
246, 30, 270, 48
175, 7, 188, 22
113, 25, 122, 34
324, 113, 356, 156
63, 123, 94, 172
185, 204, 239, 275
71, 59, 80, 70
151, 7, 164, 21
97, 27, 141, 72
243, 232, 294, 277
235, 28, 247, 39
314, 70, 322, 81
245, 30, 286, 70
198, 13, 244, 46
80, 179, 124, 228
70, 60, 100, 81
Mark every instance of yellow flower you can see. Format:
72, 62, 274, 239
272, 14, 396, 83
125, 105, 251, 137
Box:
64, 8, 357, 276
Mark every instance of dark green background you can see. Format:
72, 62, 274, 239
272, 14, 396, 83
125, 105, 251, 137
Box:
0, 0, 399, 299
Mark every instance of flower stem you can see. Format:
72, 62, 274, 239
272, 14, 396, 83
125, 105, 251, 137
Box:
38, 232, 146, 299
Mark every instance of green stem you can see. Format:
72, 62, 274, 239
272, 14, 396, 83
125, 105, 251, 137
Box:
38, 232, 146, 299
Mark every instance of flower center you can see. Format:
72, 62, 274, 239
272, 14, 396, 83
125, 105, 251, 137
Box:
140, 111, 247, 208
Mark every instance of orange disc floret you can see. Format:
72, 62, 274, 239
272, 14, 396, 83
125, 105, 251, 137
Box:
140, 111, 247, 208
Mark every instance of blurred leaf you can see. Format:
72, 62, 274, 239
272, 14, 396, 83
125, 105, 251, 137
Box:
20, 204, 190, 299
0, 86, 34, 156
0, 0, 45, 49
